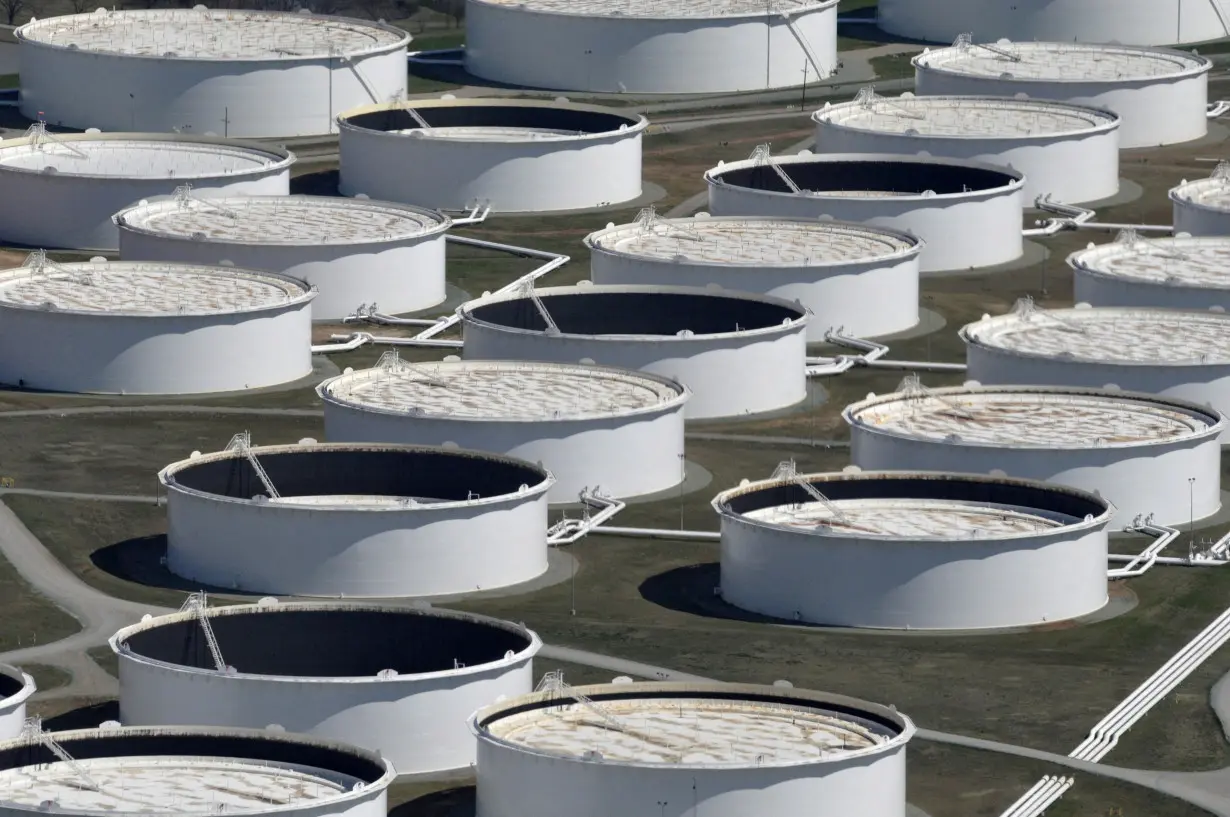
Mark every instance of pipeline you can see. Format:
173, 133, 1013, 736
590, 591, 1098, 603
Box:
1024, 197, 1172, 237
588, 526, 721, 542
311, 333, 371, 354
1108, 518, 1181, 579
325, 333, 463, 349
806, 331, 967, 376
547, 490, 627, 546
1210, 101, 1230, 119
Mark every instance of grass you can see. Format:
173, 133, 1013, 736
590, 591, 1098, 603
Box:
869, 51, 919, 80
21, 663, 71, 692
0, 74, 18, 90
0, 536, 79, 654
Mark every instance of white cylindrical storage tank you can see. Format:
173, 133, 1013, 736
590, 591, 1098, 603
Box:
458, 284, 809, 420
586, 214, 923, 341
0, 667, 33, 741
913, 42, 1212, 149
1070, 234, 1230, 310
17, 9, 408, 138
876, 0, 1229, 47
813, 94, 1120, 204
1172, 166, 1230, 236
962, 302, 1230, 439
318, 356, 689, 504
0, 258, 314, 395
0, 725, 393, 817
338, 98, 647, 213
111, 602, 541, 777
0, 131, 292, 251
715, 470, 1112, 630
845, 383, 1224, 528
705, 152, 1024, 273
464, 0, 839, 94
160, 440, 554, 598
113, 194, 450, 321
471, 680, 915, 817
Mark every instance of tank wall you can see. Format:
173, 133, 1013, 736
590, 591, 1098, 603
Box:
707, 179, 1023, 273
460, 321, 807, 420
0, 303, 311, 394
322, 403, 686, 503
0, 693, 28, 741
1073, 272, 1230, 311
475, 737, 907, 817
878, 0, 1226, 46
965, 346, 1230, 441
339, 126, 643, 213
720, 517, 1108, 629
0, 163, 288, 251
19, 44, 407, 138
117, 652, 534, 775
464, 2, 837, 94
165, 488, 549, 597
589, 253, 920, 341
118, 229, 447, 320
913, 70, 1209, 149
813, 122, 1120, 204
1174, 199, 1230, 237
848, 427, 1222, 528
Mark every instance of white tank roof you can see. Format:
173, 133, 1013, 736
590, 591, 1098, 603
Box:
585, 215, 920, 267
815, 95, 1116, 138
962, 305, 1230, 365
469, 0, 833, 19
484, 697, 885, 764
17, 9, 407, 60
845, 387, 1218, 448
744, 498, 1064, 536
114, 195, 449, 246
0, 756, 356, 812
1070, 235, 1230, 290
0, 259, 310, 316
320, 358, 688, 422
913, 41, 1209, 82
0, 135, 290, 179
1172, 169, 1230, 211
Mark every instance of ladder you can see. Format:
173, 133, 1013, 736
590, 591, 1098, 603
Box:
173, 183, 239, 219
1011, 295, 1088, 335
854, 86, 926, 121
898, 374, 977, 421
225, 431, 280, 499
180, 592, 227, 672
749, 143, 805, 194
25, 120, 88, 159
769, 0, 831, 78
517, 280, 559, 333
635, 205, 701, 242
21, 716, 101, 792
770, 460, 850, 523
953, 32, 1022, 62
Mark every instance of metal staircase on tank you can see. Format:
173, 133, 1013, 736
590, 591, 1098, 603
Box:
225, 431, 280, 500
21, 716, 101, 792
25, 120, 88, 159
953, 32, 1022, 62
769, 459, 850, 524
180, 591, 228, 672
749, 143, 807, 194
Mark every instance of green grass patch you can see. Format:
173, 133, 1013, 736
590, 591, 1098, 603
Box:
0, 75, 18, 90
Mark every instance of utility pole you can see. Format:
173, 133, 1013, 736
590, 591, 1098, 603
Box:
800, 59, 808, 110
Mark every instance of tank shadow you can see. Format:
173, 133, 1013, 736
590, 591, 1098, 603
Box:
290, 169, 340, 196
389, 786, 476, 817
44, 700, 120, 732
90, 534, 263, 598
638, 562, 802, 627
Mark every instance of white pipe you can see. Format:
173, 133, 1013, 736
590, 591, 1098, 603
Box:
548, 491, 627, 545
311, 333, 370, 354
450, 203, 492, 225
589, 526, 721, 542
858, 359, 968, 372
1108, 521, 1180, 578
1209, 101, 1230, 119
328, 332, 463, 349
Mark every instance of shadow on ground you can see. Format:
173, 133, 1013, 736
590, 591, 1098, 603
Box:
390, 787, 476, 817
44, 700, 120, 732
91, 534, 263, 598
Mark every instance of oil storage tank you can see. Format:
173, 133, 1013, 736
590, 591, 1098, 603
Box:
0, 724, 393, 817
586, 212, 923, 341
112, 600, 541, 776
161, 439, 553, 598
1172, 164, 1230, 236
338, 98, 646, 213
1070, 233, 1230, 310
17, 8, 409, 138
0, 667, 33, 741
0, 257, 314, 395
706, 151, 1024, 272
464, 0, 839, 94
458, 283, 809, 419
319, 355, 689, 503
114, 193, 450, 321
0, 130, 292, 251
715, 469, 1112, 630
913, 41, 1212, 149
471, 680, 915, 817
813, 92, 1120, 204
962, 300, 1230, 436
845, 381, 1224, 528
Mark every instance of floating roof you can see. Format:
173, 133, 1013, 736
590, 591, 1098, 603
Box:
469, 0, 834, 19
0, 259, 311, 317
319, 358, 688, 422
17, 9, 407, 60
0, 134, 291, 179
114, 195, 449, 246
913, 41, 1209, 82
815, 95, 1116, 138
1069, 235, 1230, 290
586, 215, 920, 267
